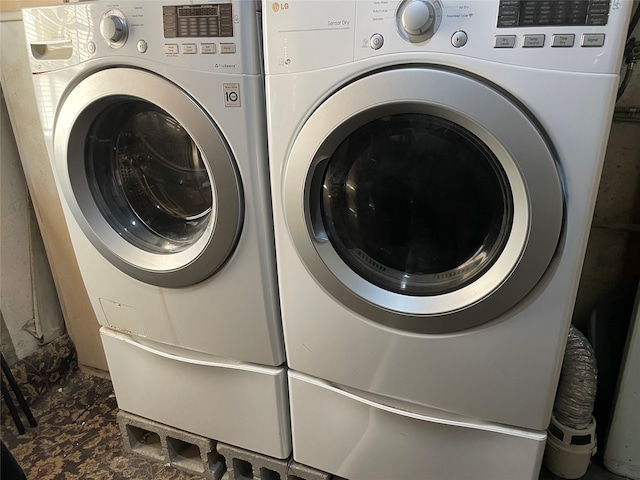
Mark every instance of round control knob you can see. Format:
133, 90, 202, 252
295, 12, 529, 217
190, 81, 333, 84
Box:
100, 11, 128, 48
401, 1, 434, 36
396, 0, 441, 43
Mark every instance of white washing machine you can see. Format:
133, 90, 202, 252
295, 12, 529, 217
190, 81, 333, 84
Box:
23, 0, 290, 458
263, 0, 632, 476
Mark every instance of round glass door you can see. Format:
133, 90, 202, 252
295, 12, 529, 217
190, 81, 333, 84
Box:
284, 67, 563, 333
86, 100, 212, 254
55, 69, 243, 288
320, 113, 513, 296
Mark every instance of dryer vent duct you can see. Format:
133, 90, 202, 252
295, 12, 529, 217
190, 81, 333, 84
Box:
544, 325, 598, 479
554, 325, 598, 429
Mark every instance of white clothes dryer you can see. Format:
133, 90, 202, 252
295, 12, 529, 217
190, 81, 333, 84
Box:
263, 0, 632, 476
23, 0, 290, 458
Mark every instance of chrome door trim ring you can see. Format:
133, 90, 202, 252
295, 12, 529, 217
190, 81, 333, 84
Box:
283, 67, 563, 333
54, 68, 243, 287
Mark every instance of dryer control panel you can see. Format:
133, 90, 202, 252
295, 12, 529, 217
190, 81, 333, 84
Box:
262, 0, 632, 75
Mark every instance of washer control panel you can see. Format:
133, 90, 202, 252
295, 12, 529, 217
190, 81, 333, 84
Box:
23, 1, 262, 75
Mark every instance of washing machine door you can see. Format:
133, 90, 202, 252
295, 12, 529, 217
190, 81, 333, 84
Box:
54, 68, 242, 288
284, 67, 563, 333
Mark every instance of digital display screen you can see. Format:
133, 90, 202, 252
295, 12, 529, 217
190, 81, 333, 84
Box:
497, 0, 610, 28
163, 4, 233, 38
178, 7, 219, 16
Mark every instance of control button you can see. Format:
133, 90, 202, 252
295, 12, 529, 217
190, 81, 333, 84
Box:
551, 34, 575, 47
370, 33, 384, 50
494, 35, 516, 48
220, 43, 236, 54
87, 41, 96, 54
523, 34, 545, 47
137, 40, 148, 53
581, 33, 605, 47
164, 44, 179, 54
201, 43, 216, 54
182, 43, 197, 54
451, 30, 467, 48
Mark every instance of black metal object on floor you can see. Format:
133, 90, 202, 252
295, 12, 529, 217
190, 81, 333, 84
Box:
1, 352, 37, 434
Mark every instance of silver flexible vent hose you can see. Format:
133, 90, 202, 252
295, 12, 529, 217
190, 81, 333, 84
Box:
553, 325, 598, 430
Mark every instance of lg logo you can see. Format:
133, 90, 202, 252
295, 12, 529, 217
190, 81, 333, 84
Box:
272, 2, 289, 12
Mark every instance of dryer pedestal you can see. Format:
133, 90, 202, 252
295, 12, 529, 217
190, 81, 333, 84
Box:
289, 371, 546, 480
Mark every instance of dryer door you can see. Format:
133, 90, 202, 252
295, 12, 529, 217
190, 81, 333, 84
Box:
284, 67, 563, 333
54, 68, 242, 288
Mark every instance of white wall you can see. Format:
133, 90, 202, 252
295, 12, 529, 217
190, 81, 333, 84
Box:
0, 91, 43, 362
573, 15, 640, 328
1, 10, 108, 371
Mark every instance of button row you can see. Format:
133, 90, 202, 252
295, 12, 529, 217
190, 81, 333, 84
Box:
494, 33, 605, 48
164, 42, 236, 55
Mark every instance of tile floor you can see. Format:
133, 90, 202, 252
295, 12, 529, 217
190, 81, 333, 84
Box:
0, 336, 630, 480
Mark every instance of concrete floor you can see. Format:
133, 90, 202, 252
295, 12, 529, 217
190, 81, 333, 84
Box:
540, 463, 629, 480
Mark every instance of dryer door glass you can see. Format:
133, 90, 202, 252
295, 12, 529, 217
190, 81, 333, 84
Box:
86, 100, 212, 254
320, 113, 513, 296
